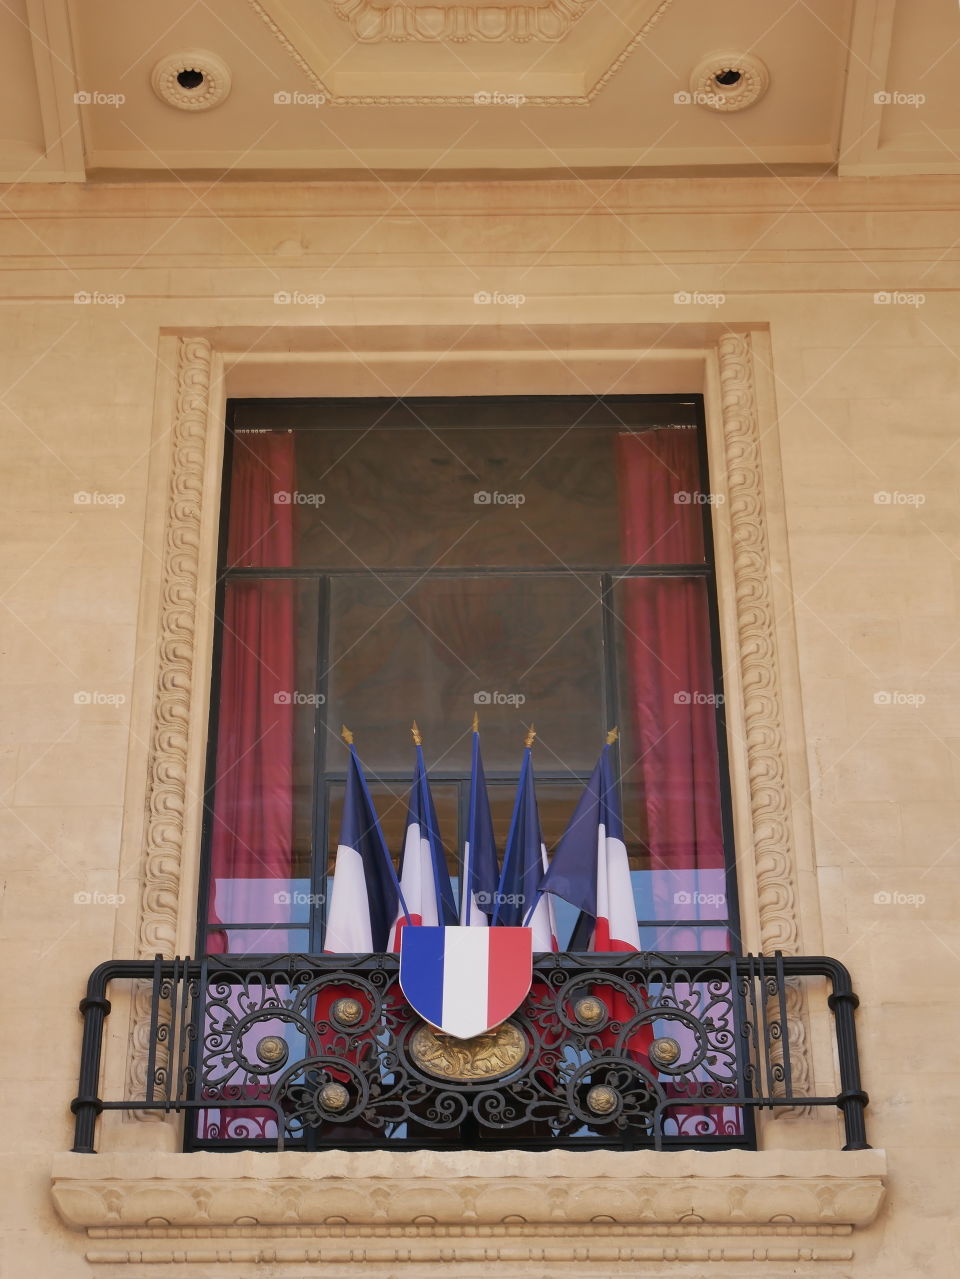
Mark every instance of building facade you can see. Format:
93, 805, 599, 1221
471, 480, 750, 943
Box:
3, 1, 960, 1275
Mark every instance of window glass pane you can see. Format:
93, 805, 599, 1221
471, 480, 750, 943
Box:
226, 400, 705, 571
325, 575, 605, 773
638, 925, 732, 952
206, 579, 317, 949
216, 927, 310, 955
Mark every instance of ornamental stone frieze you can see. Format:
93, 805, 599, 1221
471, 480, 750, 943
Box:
52, 1148, 886, 1268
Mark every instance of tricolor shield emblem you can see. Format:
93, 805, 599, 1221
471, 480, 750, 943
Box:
399, 926, 533, 1039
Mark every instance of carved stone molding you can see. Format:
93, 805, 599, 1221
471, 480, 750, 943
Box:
52, 1149, 887, 1260
80, 1243, 859, 1266
717, 330, 811, 1100
331, 0, 588, 44
247, 0, 678, 104
127, 336, 213, 1109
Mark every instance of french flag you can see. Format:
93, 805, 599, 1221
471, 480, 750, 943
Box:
390, 728, 458, 951
399, 926, 532, 1039
460, 721, 499, 926
324, 736, 408, 953
494, 732, 557, 952
535, 735, 652, 1058
535, 736, 640, 954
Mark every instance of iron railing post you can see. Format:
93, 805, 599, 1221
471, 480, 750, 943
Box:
825, 960, 871, 1150
70, 962, 115, 1153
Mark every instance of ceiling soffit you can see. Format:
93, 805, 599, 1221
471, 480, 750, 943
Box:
248, 0, 679, 103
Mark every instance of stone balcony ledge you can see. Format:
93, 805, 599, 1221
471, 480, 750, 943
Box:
51, 1147, 887, 1268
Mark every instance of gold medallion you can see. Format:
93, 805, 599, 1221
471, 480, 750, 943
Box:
409, 1020, 527, 1082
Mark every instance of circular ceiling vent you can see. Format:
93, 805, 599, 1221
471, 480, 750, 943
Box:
151, 51, 231, 111
688, 52, 769, 112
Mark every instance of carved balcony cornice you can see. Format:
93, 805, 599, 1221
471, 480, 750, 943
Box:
51, 1149, 887, 1267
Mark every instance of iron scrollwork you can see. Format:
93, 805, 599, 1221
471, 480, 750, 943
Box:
196, 952, 746, 1145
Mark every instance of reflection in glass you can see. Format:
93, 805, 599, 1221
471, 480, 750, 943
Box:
326, 576, 604, 774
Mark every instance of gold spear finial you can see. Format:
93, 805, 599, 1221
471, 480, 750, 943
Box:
341, 724, 354, 745
472, 711, 479, 733
524, 723, 537, 749
606, 726, 619, 745
411, 720, 423, 746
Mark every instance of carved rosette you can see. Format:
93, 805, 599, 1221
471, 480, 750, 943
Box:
717, 331, 811, 1101
127, 337, 213, 1111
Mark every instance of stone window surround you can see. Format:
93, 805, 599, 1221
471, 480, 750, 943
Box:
50, 323, 886, 1266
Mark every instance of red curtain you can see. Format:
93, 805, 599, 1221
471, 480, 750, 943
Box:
616, 429, 725, 941
208, 432, 297, 954
616, 429, 737, 1137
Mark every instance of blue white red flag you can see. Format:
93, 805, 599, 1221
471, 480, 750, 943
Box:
460, 724, 499, 926
390, 735, 458, 950
534, 740, 640, 953
399, 925, 533, 1038
494, 739, 557, 951
325, 740, 409, 953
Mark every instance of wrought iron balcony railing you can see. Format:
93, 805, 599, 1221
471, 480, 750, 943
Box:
71, 951, 869, 1154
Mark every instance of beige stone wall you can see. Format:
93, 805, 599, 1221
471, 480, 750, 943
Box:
2, 174, 959, 1274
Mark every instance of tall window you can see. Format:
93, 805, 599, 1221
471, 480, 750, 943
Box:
200, 396, 738, 955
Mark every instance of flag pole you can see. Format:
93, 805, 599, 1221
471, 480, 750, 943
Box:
341, 725, 412, 926
492, 724, 535, 927
463, 713, 480, 925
